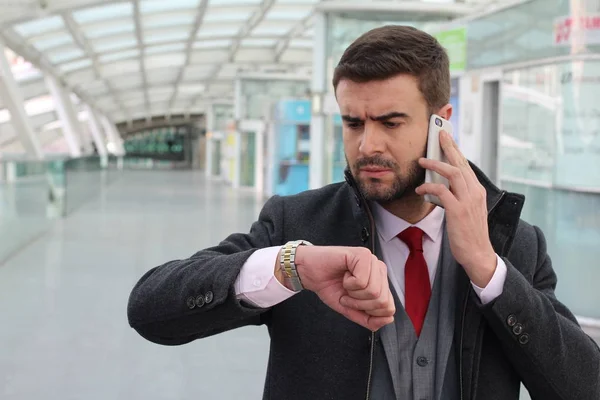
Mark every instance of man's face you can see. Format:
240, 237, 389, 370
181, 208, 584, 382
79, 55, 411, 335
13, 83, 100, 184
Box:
336, 74, 451, 203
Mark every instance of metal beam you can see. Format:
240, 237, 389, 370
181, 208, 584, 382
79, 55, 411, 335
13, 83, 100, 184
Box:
0, 40, 43, 159
38, 34, 288, 63
132, 0, 151, 122
227, 0, 276, 63
315, 1, 474, 16
167, 0, 209, 115
1, 28, 103, 118
45, 73, 84, 157
83, 104, 108, 157
274, 12, 314, 62
62, 12, 131, 122
195, 0, 276, 110
100, 115, 126, 156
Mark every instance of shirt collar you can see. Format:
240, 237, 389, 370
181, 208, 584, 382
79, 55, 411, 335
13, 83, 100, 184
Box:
371, 201, 445, 243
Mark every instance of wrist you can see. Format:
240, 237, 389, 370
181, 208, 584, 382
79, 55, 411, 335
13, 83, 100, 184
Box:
276, 241, 312, 292
465, 250, 497, 288
274, 250, 296, 291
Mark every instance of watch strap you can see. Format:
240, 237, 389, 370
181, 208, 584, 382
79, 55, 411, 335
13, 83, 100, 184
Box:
279, 240, 312, 292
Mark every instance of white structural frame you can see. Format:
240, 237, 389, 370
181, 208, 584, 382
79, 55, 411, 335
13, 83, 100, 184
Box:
0, 40, 44, 159
83, 104, 108, 159
309, 12, 328, 190
45, 73, 83, 157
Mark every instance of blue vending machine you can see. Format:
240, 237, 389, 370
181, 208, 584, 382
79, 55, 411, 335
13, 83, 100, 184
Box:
272, 99, 311, 196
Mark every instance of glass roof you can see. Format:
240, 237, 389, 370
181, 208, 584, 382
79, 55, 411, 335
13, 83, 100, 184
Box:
0, 0, 497, 125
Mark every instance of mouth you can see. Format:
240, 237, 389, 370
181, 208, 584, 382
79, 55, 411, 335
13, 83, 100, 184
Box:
359, 167, 392, 178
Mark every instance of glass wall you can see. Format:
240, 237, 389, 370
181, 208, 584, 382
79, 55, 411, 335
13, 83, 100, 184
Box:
239, 79, 310, 120
0, 156, 120, 264
500, 60, 600, 318
213, 104, 233, 132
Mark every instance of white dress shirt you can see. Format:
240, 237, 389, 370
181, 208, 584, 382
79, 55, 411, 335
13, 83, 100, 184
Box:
234, 204, 507, 308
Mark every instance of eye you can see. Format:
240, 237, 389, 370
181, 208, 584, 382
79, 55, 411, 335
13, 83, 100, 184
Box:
383, 121, 400, 129
346, 122, 363, 130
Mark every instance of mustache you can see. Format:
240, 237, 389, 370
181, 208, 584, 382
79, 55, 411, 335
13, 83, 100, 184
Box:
354, 156, 398, 170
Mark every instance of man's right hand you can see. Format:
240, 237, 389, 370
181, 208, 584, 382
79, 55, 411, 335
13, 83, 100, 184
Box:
277, 246, 395, 332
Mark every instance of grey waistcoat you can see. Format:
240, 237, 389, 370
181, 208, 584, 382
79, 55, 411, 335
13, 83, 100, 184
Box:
371, 227, 460, 400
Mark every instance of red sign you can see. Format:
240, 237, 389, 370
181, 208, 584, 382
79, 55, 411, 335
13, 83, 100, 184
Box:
555, 15, 600, 46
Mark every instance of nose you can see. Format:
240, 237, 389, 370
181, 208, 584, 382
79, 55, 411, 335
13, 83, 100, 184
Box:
359, 123, 384, 156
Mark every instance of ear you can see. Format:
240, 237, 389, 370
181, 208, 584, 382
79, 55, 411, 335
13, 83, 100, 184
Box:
436, 104, 453, 121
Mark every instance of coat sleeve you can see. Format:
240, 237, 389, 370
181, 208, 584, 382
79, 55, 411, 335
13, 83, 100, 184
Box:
478, 224, 600, 400
127, 195, 284, 346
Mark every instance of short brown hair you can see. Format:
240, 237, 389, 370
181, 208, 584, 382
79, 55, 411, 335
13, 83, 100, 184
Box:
332, 25, 450, 113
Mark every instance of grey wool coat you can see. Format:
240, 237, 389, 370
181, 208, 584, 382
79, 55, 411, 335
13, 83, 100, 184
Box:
127, 163, 600, 400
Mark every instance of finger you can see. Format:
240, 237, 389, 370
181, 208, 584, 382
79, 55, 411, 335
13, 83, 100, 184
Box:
336, 305, 394, 331
343, 262, 394, 313
345, 255, 383, 300
418, 157, 468, 198
340, 294, 395, 316
415, 183, 459, 209
343, 254, 373, 292
439, 130, 468, 168
439, 130, 480, 190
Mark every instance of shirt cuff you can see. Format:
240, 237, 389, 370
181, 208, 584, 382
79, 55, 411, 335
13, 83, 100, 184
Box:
234, 246, 299, 308
471, 255, 507, 305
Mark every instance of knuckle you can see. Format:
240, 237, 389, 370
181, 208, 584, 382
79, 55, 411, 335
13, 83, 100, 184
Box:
358, 247, 372, 258
449, 167, 461, 180
367, 287, 379, 298
478, 187, 487, 199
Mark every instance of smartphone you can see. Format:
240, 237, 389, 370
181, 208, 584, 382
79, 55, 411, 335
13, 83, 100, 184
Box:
424, 114, 453, 208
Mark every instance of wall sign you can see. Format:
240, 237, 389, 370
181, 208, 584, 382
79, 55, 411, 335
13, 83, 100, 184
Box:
554, 14, 600, 46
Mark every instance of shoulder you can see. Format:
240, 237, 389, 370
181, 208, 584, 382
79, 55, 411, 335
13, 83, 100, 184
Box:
507, 218, 545, 279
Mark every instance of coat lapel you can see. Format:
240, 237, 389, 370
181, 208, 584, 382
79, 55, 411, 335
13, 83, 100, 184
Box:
435, 226, 460, 400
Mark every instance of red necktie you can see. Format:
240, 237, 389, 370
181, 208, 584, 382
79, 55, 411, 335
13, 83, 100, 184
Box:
398, 227, 431, 337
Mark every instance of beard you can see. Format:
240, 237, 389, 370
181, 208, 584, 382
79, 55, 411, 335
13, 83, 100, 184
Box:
349, 154, 425, 203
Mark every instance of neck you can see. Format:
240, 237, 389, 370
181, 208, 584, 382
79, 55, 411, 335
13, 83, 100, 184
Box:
378, 194, 436, 224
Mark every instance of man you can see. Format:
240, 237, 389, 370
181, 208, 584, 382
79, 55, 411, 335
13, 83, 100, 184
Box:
128, 26, 600, 400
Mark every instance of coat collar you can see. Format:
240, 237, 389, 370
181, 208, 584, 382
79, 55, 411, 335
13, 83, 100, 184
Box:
344, 162, 512, 219
343, 161, 525, 257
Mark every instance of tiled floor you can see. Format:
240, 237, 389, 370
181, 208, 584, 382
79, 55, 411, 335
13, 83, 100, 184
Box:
0, 170, 597, 400
0, 170, 269, 400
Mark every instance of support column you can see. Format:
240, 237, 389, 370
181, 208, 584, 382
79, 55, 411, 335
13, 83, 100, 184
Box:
100, 115, 125, 156
205, 103, 215, 177
83, 104, 108, 157
309, 12, 328, 190
254, 124, 265, 195
0, 41, 43, 159
45, 73, 82, 157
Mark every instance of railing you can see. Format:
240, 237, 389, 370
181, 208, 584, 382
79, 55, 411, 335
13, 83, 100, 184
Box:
0, 155, 122, 264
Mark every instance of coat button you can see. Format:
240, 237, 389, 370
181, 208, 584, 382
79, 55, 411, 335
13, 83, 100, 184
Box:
519, 333, 530, 345
512, 323, 523, 336
507, 314, 517, 327
195, 295, 205, 308
205, 291, 214, 304
361, 227, 370, 242
186, 297, 196, 309
417, 356, 429, 367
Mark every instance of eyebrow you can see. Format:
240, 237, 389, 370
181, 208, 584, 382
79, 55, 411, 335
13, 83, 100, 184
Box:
341, 112, 410, 123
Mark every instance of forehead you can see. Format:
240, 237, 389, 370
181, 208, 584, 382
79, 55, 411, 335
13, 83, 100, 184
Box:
335, 74, 425, 116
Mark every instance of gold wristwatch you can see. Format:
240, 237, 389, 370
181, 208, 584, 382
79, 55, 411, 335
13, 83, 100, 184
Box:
279, 240, 312, 291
